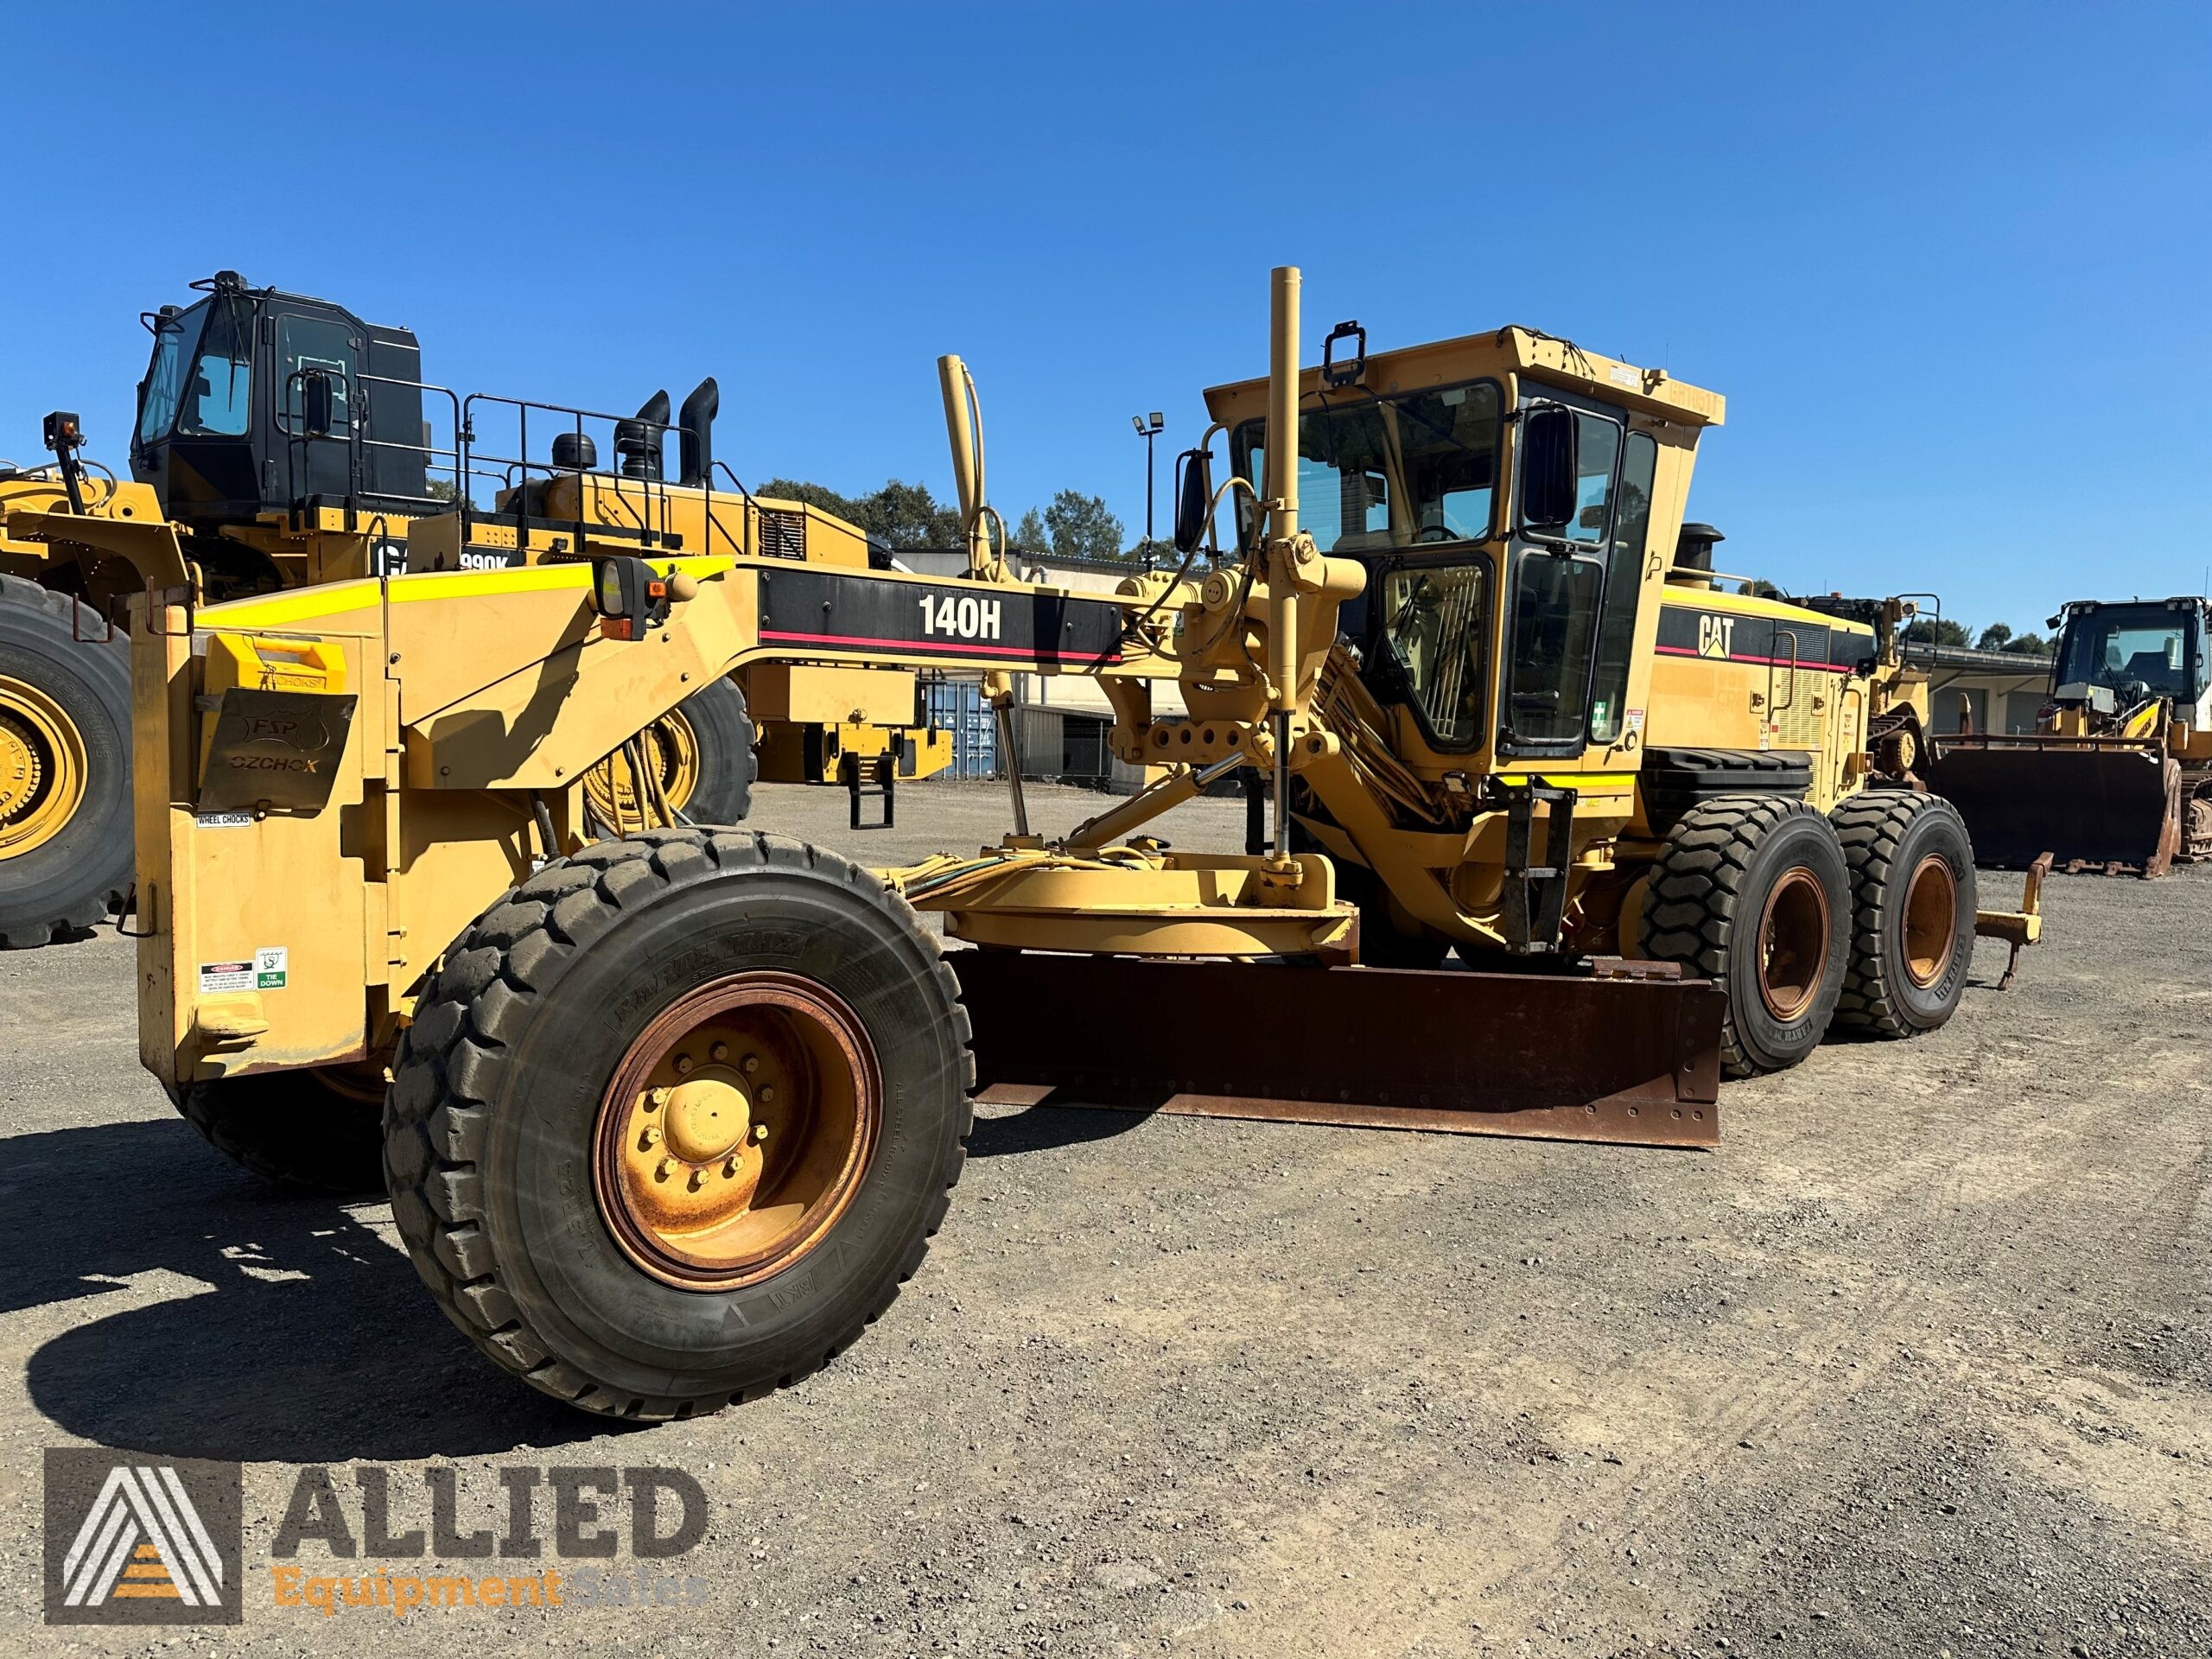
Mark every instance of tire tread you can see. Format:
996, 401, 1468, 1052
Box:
382, 827, 973, 1420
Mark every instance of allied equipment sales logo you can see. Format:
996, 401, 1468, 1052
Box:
43, 1450, 245, 1625
45, 1453, 706, 1625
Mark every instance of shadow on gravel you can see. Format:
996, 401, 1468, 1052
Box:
967, 1103, 1153, 1159
6, 1118, 611, 1464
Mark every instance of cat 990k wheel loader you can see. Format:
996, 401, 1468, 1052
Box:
0, 271, 947, 945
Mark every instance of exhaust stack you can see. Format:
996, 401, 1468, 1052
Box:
677, 378, 718, 489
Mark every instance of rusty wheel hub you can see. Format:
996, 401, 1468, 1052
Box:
1755, 867, 1830, 1022
594, 973, 878, 1290
1900, 854, 1957, 989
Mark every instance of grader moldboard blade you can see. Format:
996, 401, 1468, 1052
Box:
1929, 739, 2183, 876
951, 952, 1725, 1148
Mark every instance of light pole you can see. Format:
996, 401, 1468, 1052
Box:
1131, 411, 1164, 567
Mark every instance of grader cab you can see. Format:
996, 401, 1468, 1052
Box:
10, 268, 2042, 1420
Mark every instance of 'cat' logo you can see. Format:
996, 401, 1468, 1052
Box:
1697, 615, 1736, 658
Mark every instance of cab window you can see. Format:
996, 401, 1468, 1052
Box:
1587, 431, 1658, 743
137, 302, 209, 442
178, 297, 252, 437
1376, 561, 1489, 747
1503, 556, 1605, 746
1230, 380, 1502, 556
277, 315, 355, 433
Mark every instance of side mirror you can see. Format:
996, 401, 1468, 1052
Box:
302, 370, 335, 439
1173, 448, 1214, 554
1517, 404, 1579, 531
1322, 320, 1366, 388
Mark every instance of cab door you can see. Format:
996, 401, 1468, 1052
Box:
1497, 393, 1625, 760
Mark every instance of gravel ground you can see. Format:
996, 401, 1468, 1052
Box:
2, 779, 2207, 1656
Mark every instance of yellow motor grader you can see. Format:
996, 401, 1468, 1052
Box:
0, 271, 946, 946
10, 268, 2041, 1419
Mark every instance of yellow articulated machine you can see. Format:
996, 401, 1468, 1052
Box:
10, 268, 2042, 1419
0, 270, 944, 947
1927, 595, 2212, 875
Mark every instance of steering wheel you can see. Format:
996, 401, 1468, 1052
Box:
1414, 525, 1455, 543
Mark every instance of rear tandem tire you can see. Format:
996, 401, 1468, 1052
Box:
1828, 790, 1977, 1039
0, 575, 134, 948
1640, 795, 1850, 1078
382, 828, 973, 1420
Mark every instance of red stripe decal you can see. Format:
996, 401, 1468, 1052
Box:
760, 626, 1123, 664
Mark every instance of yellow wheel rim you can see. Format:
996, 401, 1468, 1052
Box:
0, 674, 88, 861
594, 972, 880, 1290
582, 707, 702, 828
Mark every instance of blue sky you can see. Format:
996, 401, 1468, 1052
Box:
3, 2, 2204, 634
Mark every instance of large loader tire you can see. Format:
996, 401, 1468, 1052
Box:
384, 829, 972, 1420
1640, 795, 1849, 1077
0, 575, 133, 947
172, 1066, 388, 1192
1828, 790, 1976, 1039
583, 677, 755, 832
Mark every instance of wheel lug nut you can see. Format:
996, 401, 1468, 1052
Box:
753, 1123, 769, 1141
655, 1158, 677, 1181
722, 1158, 740, 1179
639, 1126, 662, 1149
645, 1088, 668, 1111
710, 1042, 729, 1062
674, 1053, 695, 1076
758, 1084, 775, 1104
741, 1055, 760, 1074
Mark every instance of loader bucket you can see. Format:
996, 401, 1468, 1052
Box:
1929, 739, 2183, 876
951, 952, 1726, 1148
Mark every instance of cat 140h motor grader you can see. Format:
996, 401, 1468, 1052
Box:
8, 267, 2041, 1420
0, 270, 947, 948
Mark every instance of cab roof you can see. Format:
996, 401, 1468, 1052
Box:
1203, 327, 1724, 431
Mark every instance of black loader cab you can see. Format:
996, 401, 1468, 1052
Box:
130, 270, 429, 531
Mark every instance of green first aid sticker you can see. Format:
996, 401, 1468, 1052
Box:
255, 947, 289, 989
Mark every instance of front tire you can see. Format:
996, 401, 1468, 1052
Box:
0, 575, 133, 947
384, 829, 972, 1420
1829, 791, 1976, 1038
1641, 796, 1849, 1077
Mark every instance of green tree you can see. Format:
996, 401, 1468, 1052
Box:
1976, 622, 2013, 652
755, 478, 963, 550
2000, 630, 2049, 656
1043, 489, 1126, 562
848, 480, 964, 550
757, 476, 858, 520
1011, 507, 1052, 554
1904, 617, 1971, 648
